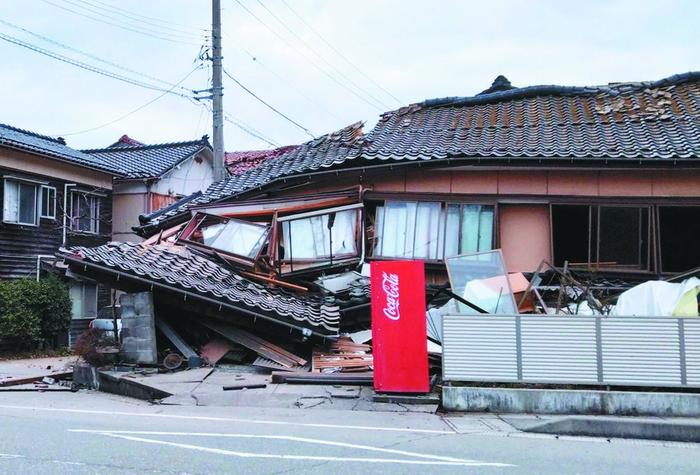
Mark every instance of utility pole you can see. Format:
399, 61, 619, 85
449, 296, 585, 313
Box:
212, 0, 226, 181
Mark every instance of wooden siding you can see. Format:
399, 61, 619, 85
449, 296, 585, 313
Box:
0, 167, 112, 279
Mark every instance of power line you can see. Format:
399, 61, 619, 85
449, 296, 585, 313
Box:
74, 0, 209, 37
280, 0, 403, 106
89, 0, 208, 31
0, 27, 278, 148
254, 0, 392, 110
222, 30, 345, 123
223, 67, 315, 139
59, 0, 205, 41
0, 31, 194, 97
39, 0, 202, 46
0, 18, 192, 93
231, 0, 384, 112
225, 114, 279, 148
55, 66, 202, 136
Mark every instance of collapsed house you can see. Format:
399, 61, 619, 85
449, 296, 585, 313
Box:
58, 71, 700, 382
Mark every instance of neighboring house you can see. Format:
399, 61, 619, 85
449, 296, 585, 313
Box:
136, 71, 700, 279
83, 135, 214, 242
0, 123, 122, 341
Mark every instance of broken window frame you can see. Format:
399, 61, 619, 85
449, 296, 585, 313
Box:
369, 199, 495, 263
178, 212, 271, 268
550, 203, 653, 272
275, 203, 364, 274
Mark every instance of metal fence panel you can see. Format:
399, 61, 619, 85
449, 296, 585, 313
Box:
443, 315, 700, 388
601, 318, 681, 385
442, 316, 518, 381
520, 316, 598, 383
685, 319, 700, 386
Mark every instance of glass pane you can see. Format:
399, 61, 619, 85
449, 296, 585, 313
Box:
444, 205, 461, 258
460, 205, 481, 253
69, 284, 84, 319
284, 209, 358, 260
378, 201, 410, 257
18, 182, 36, 224
3, 180, 18, 222
477, 206, 494, 251
375, 201, 442, 258
598, 207, 644, 267
202, 219, 268, 258
446, 250, 518, 314
84, 284, 97, 319
412, 202, 441, 259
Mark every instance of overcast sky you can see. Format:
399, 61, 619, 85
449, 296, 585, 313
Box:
0, 0, 698, 151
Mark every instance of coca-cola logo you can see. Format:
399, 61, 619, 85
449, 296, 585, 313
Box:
382, 272, 400, 320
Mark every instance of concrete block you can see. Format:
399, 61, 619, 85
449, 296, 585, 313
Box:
443, 386, 700, 417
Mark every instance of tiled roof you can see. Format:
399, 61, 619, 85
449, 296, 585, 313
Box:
108, 134, 146, 148
62, 242, 343, 336
0, 123, 122, 175
83, 137, 211, 179
225, 145, 299, 175
140, 122, 364, 229
362, 71, 700, 161
139, 72, 700, 231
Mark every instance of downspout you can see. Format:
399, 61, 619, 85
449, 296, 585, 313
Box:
35, 254, 56, 282
62, 183, 76, 247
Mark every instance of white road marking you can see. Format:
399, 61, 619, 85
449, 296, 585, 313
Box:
0, 454, 25, 459
70, 429, 473, 463
98, 433, 514, 467
0, 404, 452, 434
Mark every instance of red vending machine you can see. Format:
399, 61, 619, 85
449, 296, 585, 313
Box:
371, 260, 429, 393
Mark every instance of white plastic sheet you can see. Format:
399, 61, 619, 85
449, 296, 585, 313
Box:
613, 277, 700, 316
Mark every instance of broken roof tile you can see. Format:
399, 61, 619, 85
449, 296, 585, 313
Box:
62, 242, 342, 336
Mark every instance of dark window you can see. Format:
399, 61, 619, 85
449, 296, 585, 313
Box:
659, 207, 700, 273
552, 205, 649, 270
70, 192, 101, 233
551, 205, 590, 267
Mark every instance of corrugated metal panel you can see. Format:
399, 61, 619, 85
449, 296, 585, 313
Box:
601, 319, 681, 384
443, 315, 700, 388
69, 318, 92, 348
442, 315, 517, 381
684, 319, 700, 385
521, 316, 598, 383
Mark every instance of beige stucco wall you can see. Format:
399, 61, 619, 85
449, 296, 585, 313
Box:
112, 193, 146, 243
499, 204, 552, 272
0, 148, 114, 189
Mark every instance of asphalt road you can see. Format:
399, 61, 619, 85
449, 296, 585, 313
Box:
0, 391, 699, 474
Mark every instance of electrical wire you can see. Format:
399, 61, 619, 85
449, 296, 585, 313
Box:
73, 0, 209, 37
57, 0, 205, 41
254, 0, 391, 110
223, 67, 315, 139
54, 66, 202, 136
280, 0, 403, 105
0, 31, 194, 97
0, 18, 192, 93
39, 0, 202, 46
223, 31, 344, 123
87, 0, 208, 31
231, 0, 384, 112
